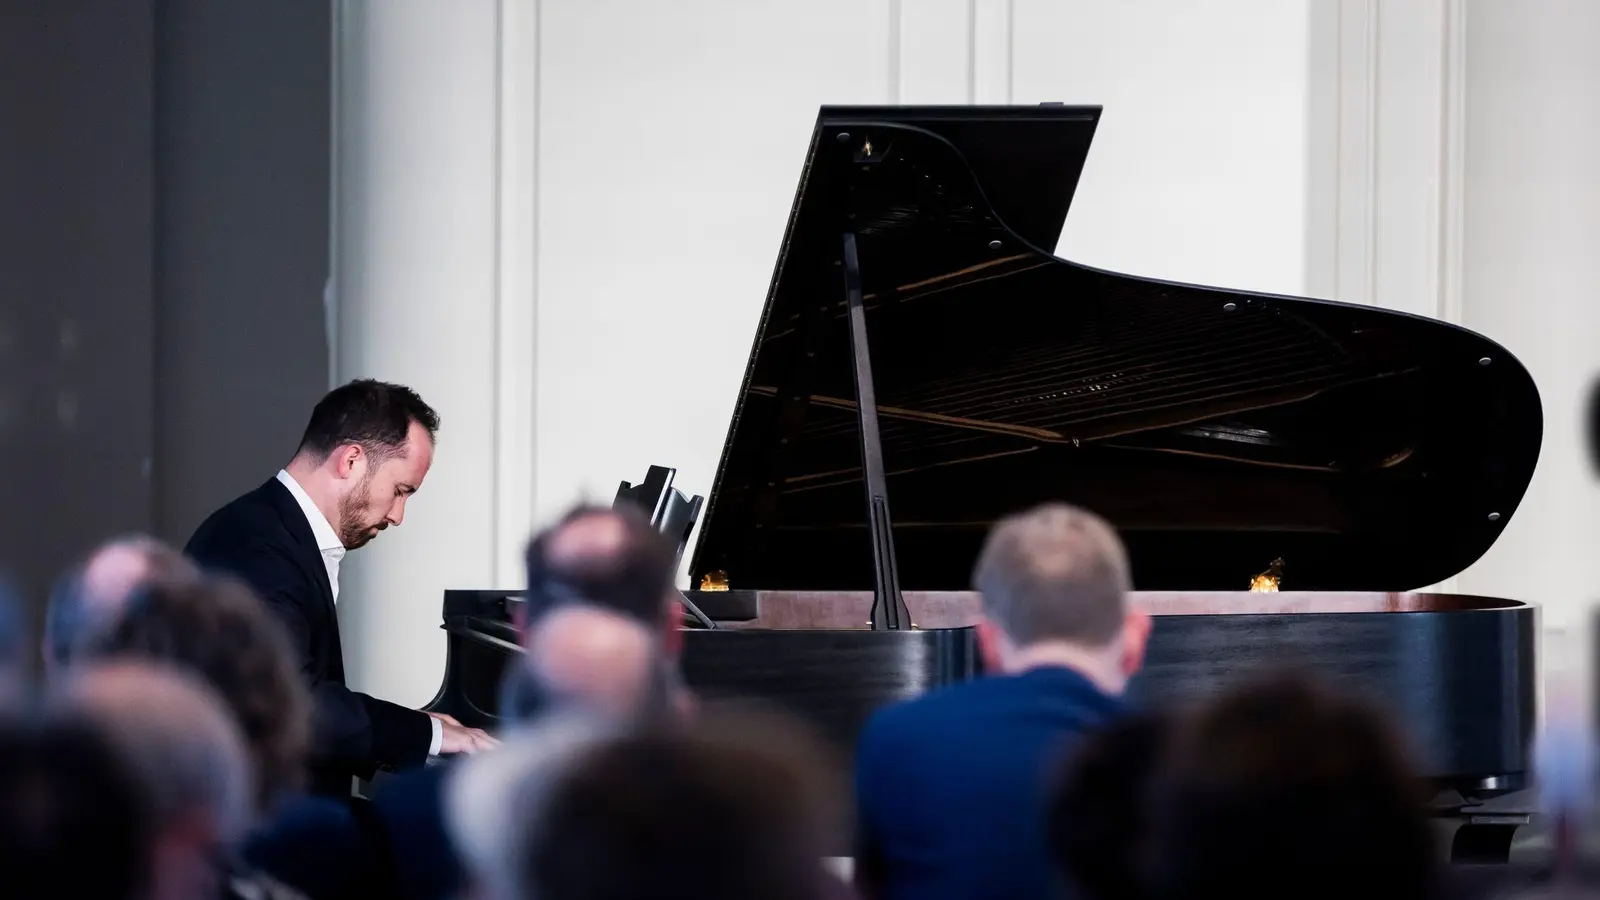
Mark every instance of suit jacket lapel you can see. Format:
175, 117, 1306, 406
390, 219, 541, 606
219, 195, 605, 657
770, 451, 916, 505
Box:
258, 479, 345, 677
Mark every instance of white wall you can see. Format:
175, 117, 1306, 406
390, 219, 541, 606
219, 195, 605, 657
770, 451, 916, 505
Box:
332, 1, 504, 707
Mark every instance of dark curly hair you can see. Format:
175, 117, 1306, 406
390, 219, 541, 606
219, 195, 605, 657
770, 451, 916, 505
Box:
86, 575, 310, 815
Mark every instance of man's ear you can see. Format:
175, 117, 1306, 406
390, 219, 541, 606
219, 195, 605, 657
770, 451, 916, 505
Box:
333, 443, 364, 480
1120, 609, 1152, 677
975, 618, 1005, 674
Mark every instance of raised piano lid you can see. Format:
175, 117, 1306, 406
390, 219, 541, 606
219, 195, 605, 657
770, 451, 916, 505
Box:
688, 105, 1543, 594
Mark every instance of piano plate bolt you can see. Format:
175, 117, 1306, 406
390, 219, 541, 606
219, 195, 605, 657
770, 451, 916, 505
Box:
1223, 302, 1238, 312
1488, 512, 1502, 522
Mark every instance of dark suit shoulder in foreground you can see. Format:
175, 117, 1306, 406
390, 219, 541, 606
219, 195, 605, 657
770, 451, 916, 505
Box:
853, 666, 1123, 900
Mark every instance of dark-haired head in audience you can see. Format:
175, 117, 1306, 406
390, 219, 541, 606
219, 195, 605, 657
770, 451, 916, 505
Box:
1048, 712, 1171, 900
522, 503, 681, 652
0, 713, 152, 900
53, 660, 258, 900
84, 574, 310, 818
1146, 673, 1437, 900
452, 705, 845, 900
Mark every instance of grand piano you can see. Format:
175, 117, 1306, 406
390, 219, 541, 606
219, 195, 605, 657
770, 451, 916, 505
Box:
432, 104, 1542, 854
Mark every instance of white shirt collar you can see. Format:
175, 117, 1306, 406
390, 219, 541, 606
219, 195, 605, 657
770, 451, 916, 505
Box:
276, 470, 347, 602
276, 469, 344, 554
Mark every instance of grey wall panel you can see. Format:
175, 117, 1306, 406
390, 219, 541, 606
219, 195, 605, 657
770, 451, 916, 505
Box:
153, 0, 332, 544
0, 0, 157, 608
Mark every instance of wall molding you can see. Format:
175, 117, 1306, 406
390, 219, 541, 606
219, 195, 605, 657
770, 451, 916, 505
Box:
494, 0, 538, 586
1314, 0, 1464, 325
1438, 0, 1467, 326
971, 0, 1013, 104
892, 0, 1012, 106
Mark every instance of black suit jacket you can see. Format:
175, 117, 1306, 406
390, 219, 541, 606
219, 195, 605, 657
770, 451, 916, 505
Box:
185, 478, 433, 796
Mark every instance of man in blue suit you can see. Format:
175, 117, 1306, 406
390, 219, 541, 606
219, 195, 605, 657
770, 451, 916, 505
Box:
853, 503, 1151, 900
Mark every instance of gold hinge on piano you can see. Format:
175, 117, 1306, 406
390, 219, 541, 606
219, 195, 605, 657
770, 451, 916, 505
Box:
1250, 558, 1285, 592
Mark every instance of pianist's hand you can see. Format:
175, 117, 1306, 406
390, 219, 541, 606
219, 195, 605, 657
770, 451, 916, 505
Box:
439, 719, 499, 755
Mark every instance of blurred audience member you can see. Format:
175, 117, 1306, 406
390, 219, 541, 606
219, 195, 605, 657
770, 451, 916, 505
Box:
0, 713, 152, 899
501, 603, 677, 728
522, 503, 682, 649
451, 705, 845, 900
1145, 674, 1438, 900
371, 599, 681, 900
854, 503, 1148, 900
43, 535, 198, 673
445, 713, 615, 900
88, 575, 310, 813
1047, 712, 1171, 900
0, 575, 26, 703
54, 660, 302, 899
85, 574, 368, 900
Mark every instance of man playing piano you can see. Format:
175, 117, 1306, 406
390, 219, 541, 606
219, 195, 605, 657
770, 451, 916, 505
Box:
185, 379, 495, 798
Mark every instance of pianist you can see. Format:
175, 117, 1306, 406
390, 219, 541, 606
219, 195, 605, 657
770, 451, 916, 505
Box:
185, 379, 495, 798
853, 503, 1150, 900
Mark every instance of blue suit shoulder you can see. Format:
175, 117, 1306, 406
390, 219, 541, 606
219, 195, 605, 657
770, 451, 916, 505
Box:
858, 674, 1009, 755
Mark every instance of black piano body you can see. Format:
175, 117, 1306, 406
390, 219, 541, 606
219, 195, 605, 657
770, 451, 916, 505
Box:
432, 105, 1541, 810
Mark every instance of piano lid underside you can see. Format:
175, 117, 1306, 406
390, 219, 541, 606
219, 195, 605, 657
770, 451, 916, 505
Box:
688, 113, 1541, 594
695, 257, 1534, 592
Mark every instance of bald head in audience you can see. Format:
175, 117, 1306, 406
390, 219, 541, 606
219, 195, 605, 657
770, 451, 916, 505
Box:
522, 504, 681, 651
500, 604, 677, 729
45, 536, 199, 672
55, 661, 252, 900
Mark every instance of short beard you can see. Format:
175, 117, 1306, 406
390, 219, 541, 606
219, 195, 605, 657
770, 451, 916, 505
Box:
337, 469, 376, 549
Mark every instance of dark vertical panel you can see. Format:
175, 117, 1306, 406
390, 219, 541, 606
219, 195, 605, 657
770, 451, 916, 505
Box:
0, 1, 157, 607
152, 0, 332, 543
